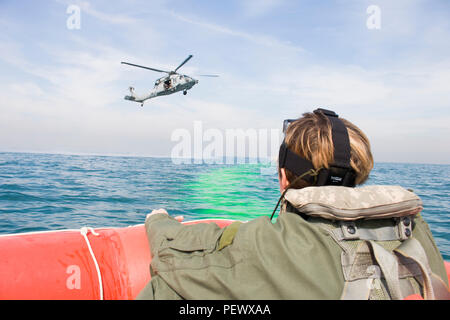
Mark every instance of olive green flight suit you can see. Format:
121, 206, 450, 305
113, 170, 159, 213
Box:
137, 210, 448, 299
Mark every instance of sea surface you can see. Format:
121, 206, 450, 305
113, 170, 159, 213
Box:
0, 152, 449, 260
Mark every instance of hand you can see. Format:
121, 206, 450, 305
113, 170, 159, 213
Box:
146, 208, 184, 222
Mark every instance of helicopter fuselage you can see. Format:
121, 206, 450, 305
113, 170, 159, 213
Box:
124, 74, 198, 105
154, 74, 198, 96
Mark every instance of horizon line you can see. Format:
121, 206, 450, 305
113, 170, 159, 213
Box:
0, 149, 449, 166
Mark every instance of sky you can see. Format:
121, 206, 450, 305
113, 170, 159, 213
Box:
0, 0, 449, 164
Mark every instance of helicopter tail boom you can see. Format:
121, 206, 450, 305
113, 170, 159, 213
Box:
124, 86, 157, 105
124, 86, 137, 101
124, 95, 136, 101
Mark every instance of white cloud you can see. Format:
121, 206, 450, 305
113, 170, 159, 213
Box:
168, 10, 305, 53
9, 82, 44, 97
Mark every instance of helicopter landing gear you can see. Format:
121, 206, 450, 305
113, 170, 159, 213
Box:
183, 90, 188, 95
141, 103, 144, 107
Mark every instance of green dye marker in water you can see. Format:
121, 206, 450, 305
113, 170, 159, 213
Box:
182, 163, 279, 221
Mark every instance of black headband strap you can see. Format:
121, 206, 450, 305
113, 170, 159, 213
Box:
279, 141, 316, 183
314, 108, 351, 169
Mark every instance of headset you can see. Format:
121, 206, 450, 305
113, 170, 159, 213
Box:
270, 108, 356, 220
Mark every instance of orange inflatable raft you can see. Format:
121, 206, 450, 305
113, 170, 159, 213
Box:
0, 219, 449, 300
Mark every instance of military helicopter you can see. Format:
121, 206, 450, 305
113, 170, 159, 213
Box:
121, 55, 218, 106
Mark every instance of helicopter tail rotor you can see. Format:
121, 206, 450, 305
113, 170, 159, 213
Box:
124, 86, 136, 101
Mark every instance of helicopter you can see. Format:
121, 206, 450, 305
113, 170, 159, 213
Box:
121, 55, 218, 106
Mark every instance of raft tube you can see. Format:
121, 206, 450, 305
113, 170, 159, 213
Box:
0, 219, 449, 300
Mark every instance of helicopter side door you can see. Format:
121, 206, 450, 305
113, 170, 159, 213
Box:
163, 78, 171, 90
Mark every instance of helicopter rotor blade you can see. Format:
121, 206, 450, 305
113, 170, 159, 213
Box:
174, 55, 193, 72
198, 74, 219, 77
121, 62, 170, 73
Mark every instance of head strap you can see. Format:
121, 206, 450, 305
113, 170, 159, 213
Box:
279, 108, 356, 187
314, 108, 351, 169
278, 141, 316, 184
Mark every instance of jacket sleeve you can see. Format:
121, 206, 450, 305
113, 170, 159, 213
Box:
136, 273, 183, 300
413, 213, 449, 286
139, 213, 247, 299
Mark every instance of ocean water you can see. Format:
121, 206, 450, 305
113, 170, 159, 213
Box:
0, 152, 449, 260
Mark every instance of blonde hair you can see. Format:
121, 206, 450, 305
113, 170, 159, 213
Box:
282, 111, 373, 188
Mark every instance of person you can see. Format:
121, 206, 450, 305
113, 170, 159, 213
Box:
137, 109, 449, 300
164, 78, 171, 89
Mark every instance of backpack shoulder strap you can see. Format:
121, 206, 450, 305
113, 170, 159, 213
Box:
394, 237, 450, 300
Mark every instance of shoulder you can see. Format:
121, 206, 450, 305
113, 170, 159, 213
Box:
233, 213, 344, 298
